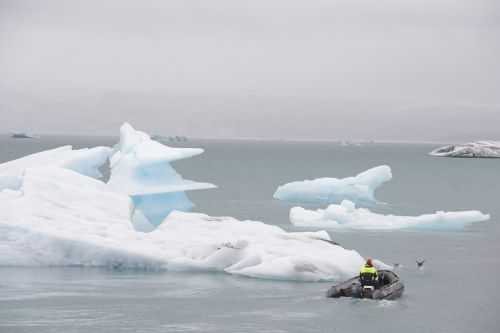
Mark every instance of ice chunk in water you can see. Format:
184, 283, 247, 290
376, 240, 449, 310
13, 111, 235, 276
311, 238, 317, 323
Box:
274, 165, 392, 205
290, 200, 490, 230
430, 141, 500, 158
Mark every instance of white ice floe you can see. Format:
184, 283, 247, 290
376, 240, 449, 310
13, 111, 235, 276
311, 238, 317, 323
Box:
0, 166, 364, 281
290, 200, 490, 231
107, 123, 216, 229
429, 141, 500, 158
273, 165, 392, 205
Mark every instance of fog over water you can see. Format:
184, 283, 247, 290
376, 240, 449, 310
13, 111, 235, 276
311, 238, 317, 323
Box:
1, 0, 499, 141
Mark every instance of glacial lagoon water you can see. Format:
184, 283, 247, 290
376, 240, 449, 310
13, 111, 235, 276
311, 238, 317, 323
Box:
0, 135, 499, 332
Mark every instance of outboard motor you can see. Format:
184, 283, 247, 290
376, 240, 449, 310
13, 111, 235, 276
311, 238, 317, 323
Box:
361, 285, 375, 299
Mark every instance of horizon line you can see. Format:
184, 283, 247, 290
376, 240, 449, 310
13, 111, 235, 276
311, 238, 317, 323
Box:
0, 132, 473, 145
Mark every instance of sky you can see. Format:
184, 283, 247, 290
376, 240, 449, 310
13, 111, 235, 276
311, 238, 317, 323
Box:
1, 0, 499, 141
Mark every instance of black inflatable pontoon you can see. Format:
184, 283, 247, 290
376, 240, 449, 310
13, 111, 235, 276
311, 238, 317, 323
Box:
326, 270, 404, 300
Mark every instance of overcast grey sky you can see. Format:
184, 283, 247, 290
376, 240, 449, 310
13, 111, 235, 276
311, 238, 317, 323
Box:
1, 0, 499, 141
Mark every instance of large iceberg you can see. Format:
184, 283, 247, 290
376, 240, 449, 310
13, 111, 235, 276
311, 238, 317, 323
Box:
0, 167, 364, 281
0, 123, 369, 282
430, 141, 500, 158
290, 200, 490, 231
107, 123, 216, 230
273, 165, 392, 205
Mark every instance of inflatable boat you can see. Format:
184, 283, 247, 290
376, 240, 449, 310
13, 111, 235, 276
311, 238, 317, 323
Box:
326, 270, 404, 300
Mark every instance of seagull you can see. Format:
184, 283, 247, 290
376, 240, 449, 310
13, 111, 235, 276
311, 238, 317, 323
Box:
416, 259, 425, 269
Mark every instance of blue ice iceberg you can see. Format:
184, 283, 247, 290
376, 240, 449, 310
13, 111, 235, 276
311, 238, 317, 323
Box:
290, 200, 490, 231
274, 165, 392, 205
0, 124, 385, 281
107, 123, 216, 229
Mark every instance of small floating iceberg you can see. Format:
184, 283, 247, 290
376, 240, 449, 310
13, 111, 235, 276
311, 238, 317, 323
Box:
273, 165, 392, 205
289, 200, 490, 231
430, 141, 500, 158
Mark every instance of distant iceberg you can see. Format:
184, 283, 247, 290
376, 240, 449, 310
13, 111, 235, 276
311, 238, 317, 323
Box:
430, 141, 500, 158
290, 200, 490, 231
11, 132, 37, 139
152, 135, 188, 143
273, 165, 392, 205
340, 140, 363, 147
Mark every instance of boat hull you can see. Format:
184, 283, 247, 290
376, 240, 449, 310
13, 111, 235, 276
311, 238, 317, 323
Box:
326, 270, 404, 300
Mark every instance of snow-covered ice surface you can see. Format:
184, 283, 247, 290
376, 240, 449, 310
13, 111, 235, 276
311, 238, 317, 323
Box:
273, 165, 392, 205
430, 141, 500, 158
290, 200, 490, 230
107, 123, 216, 229
0, 167, 364, 281
0, 145, 111, 191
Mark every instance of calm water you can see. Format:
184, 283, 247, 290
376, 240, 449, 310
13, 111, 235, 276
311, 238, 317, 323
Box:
0, 135, 499, 333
